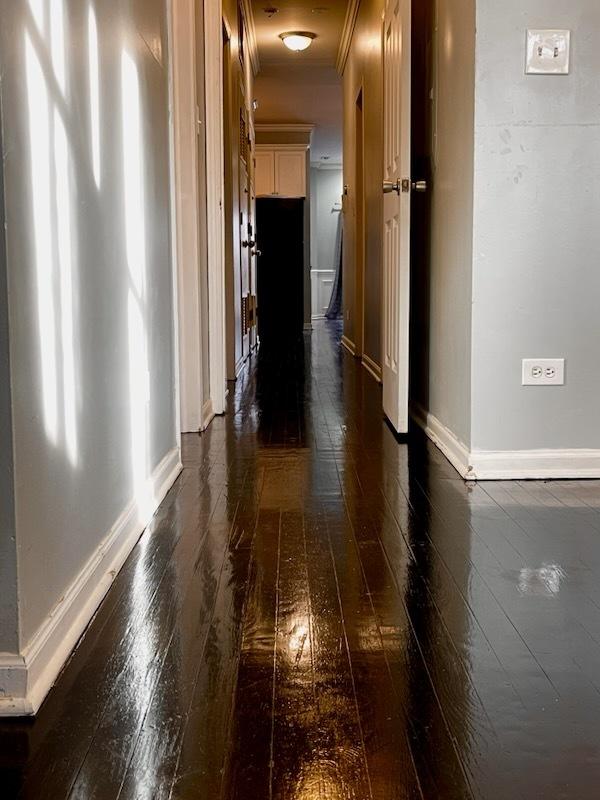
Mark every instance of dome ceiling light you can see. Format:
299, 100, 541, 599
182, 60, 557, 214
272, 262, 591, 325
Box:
279, 31, 317, 52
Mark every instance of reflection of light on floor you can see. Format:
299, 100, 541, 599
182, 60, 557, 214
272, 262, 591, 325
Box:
288, 619, 310, 666
25, 31, 58, 445
518, 564, 566, 597
122, 50, 152, 520
293, 754, 358, 800
88, 5, 101, 187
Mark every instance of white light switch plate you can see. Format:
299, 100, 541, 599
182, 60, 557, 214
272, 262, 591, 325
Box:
526, 30, 571, 75
522, 358, 565, 386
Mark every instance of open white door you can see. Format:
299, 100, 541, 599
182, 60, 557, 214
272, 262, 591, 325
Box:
382, 0, 412, 433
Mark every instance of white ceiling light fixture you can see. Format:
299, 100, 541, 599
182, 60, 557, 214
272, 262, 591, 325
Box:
279, 31, 317, 52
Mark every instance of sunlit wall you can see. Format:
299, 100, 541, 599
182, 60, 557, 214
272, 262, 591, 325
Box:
0, 118, 19, 654
0, 0, 176, 646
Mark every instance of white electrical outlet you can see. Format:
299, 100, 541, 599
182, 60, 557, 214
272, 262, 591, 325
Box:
526, 30, 571, 75
522, 358, 565, 386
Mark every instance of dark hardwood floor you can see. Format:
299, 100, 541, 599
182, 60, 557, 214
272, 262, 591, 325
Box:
2, 320, 600, 799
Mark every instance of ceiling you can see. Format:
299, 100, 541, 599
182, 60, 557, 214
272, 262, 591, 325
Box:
251, 1, 347, 66
251, 2, 346, 164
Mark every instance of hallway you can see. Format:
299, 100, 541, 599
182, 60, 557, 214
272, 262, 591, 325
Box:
1, 322, 600, 798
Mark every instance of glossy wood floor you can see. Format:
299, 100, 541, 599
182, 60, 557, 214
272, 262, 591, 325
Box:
2, 321, 600, 799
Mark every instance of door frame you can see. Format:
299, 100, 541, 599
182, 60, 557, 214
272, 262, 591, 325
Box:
167, 0, 204, 435
381, 0, 412, 433
222, 16, 237, 380
203, 0, 227, 415
167, 0, 227, 431
355, 84, 366, 357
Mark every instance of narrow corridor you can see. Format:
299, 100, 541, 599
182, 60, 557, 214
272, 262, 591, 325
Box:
2, 322, 600, 799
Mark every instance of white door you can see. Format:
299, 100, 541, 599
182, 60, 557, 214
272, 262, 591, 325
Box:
382, 0, 412, 433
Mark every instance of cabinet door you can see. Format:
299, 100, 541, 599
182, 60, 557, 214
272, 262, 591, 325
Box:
255, 150, 275, 196
274, 150, 306, 197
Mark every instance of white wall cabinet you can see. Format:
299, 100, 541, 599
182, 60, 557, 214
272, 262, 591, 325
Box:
255, 147, 306, 198
255, 150, 275, 196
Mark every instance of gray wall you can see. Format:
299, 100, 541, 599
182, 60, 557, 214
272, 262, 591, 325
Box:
310, 168, 343, 271
0, 105, 19, 654
471, 0, 600, 451
412, 0, 476, 448
1, 0, 176, 645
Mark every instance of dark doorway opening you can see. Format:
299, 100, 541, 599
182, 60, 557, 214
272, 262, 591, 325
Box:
256, 198, 305, 346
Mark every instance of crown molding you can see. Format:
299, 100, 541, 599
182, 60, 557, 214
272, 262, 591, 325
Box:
255, 124, 316, 134
336, 0, 361, 75
240, 0, 260, 76
256, 143, 310, 152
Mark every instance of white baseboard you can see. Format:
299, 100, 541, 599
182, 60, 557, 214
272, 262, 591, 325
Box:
411, 403, 600, 481
410, 403, 473, 479
341, 335, 356, 356
0, 447, 182, 717
361, 353, 382, 384
468, 449, 600, 480
201, 399, 215, 431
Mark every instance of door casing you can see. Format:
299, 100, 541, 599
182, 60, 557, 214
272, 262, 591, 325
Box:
382, 0, 412, 433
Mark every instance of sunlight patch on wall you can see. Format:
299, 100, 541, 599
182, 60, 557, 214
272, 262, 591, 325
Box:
27, 0, 45, 30
122, 50, 152, 520
88, 5, 101, 187
25, 32, 58, 446
24, 0, 81, 466
54, 110, 79, 467
50, 0, 66, 92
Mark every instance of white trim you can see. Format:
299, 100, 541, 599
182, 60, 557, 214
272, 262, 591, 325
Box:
341, 335, 357, 356
336, 0, 361, 75
201, 398, 215, 431
468, 449, 600, 481
255, 123, 315, 135
166, 0, 182, 446
255, 143, 311, 153
239, 0, 260, 76
0, 448, 182, 716
362, 353, 382, 384
410, 403, 472, 479
411, 403, 600, 481
204, 0, 227, 416
168, 0, 206, 434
